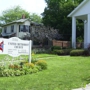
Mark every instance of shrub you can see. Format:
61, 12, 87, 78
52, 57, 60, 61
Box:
52, 50, 64, 55
35, 66, 42, 71
63, 49, 72, 55
83, 49, 89, 56
36, 60, 47, 70
70, 49, 84, 56
14, 70, 21, 76
51, 49, 72, 55
51, 46, 61, 51
0, 60, 47, 77
28, 68, 33, 74
9, 64, 14, 69
20, 60, 28, 66
1, 69, 15, 77
0, 65, 5, 71
32, 67, 39, 73
9, 64, 20, 70
24, 63, 35, 69
31, 58, 37, 64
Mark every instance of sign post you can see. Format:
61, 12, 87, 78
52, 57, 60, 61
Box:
29, 40, 32, 63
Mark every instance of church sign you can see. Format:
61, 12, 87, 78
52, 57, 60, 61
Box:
0, 37, 32, 62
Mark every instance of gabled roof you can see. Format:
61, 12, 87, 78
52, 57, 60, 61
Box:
68, 0, 88, 17
2, 18, 30, 27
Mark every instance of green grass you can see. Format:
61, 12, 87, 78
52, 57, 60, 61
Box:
0, 54, 90, 90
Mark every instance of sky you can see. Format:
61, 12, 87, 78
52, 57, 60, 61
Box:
0, 0, 47, 16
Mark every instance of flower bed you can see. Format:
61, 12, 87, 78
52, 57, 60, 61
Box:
0, 60, 47, 77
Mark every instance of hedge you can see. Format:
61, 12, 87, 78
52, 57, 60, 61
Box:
70, 49, 89, 56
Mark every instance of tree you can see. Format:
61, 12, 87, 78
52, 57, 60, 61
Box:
73, 0, 83, 4
0, 6, 42, 26
42, 0, 77, 40
30, 13, 42, 23
30, 25, 61, 45
42, 0, 83, 41
0, 6, 30, 25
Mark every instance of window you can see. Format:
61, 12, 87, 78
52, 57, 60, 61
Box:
20, 25, 24, 32
4, 27, 7, 33
25, 26, 29, 32
11, 25, 14, 32
19, 25, 30, 32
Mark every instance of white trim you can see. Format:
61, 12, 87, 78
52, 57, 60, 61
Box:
2, 19, 30, 27
68, 0, 88, 17
87, 14, 90, 45
84, 20, 87, 48
72, 17, 76, 48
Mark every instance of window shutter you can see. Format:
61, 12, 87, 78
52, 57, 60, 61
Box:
29, 26, 30, 33
19, 25, 20, 32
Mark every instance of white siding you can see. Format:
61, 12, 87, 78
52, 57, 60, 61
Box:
2, 24, 17, 33
1, 19, 31, 37
24, 20, 30, 25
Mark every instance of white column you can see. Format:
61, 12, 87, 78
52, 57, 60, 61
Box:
87, 14, 90, 48
84, 20, 87, 48
72, 17, 76, 49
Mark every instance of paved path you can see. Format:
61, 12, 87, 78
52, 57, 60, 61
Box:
72, 83, 90, 90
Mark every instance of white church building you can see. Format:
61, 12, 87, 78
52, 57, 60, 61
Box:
68, 0, 90, 49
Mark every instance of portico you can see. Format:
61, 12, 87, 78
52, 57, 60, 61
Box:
68, 0, 90, 49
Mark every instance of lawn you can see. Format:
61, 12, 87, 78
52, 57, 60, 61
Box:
0, 54, 90, 90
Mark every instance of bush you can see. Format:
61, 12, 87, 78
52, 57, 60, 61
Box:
20, 60, 28, 66
52, 50, 64, 55
70, 49, 86, 56
9, 64, 20, 70
31, 58, 37, 64
14, 70, 21, 76
51, 46, 61, 51
36, 60, 47, 70
0, 60, 48, 77
83, 49, 89, 56
24, 63, 35, 69
32, 67, 39, 73
63, 49, 72, 55
53, 49, 71, 55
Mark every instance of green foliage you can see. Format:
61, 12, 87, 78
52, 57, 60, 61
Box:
63, 49, 72, 55
51, 46, 61, 51
0, 6, 42, 26
42, 0, 83, 41
0, 6, 30, 25
14, 70, 21, 76
0, 59, 47, 77
36, 60, 47, 70
1, 69, 15, 77
70, 49, 83, 56
53, 50, 64, 55
20, 60, 28, 66
30, 13, 42, 23
32, 67, 39, 73
24, 63, 35, 69
83, 50, 89, 56
77, 36, 83, 42
52, 49, 71, 55
42, 0, 77, 40
9, 64, 20, 70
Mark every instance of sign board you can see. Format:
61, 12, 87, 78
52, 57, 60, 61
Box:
0, 37, 32, 62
